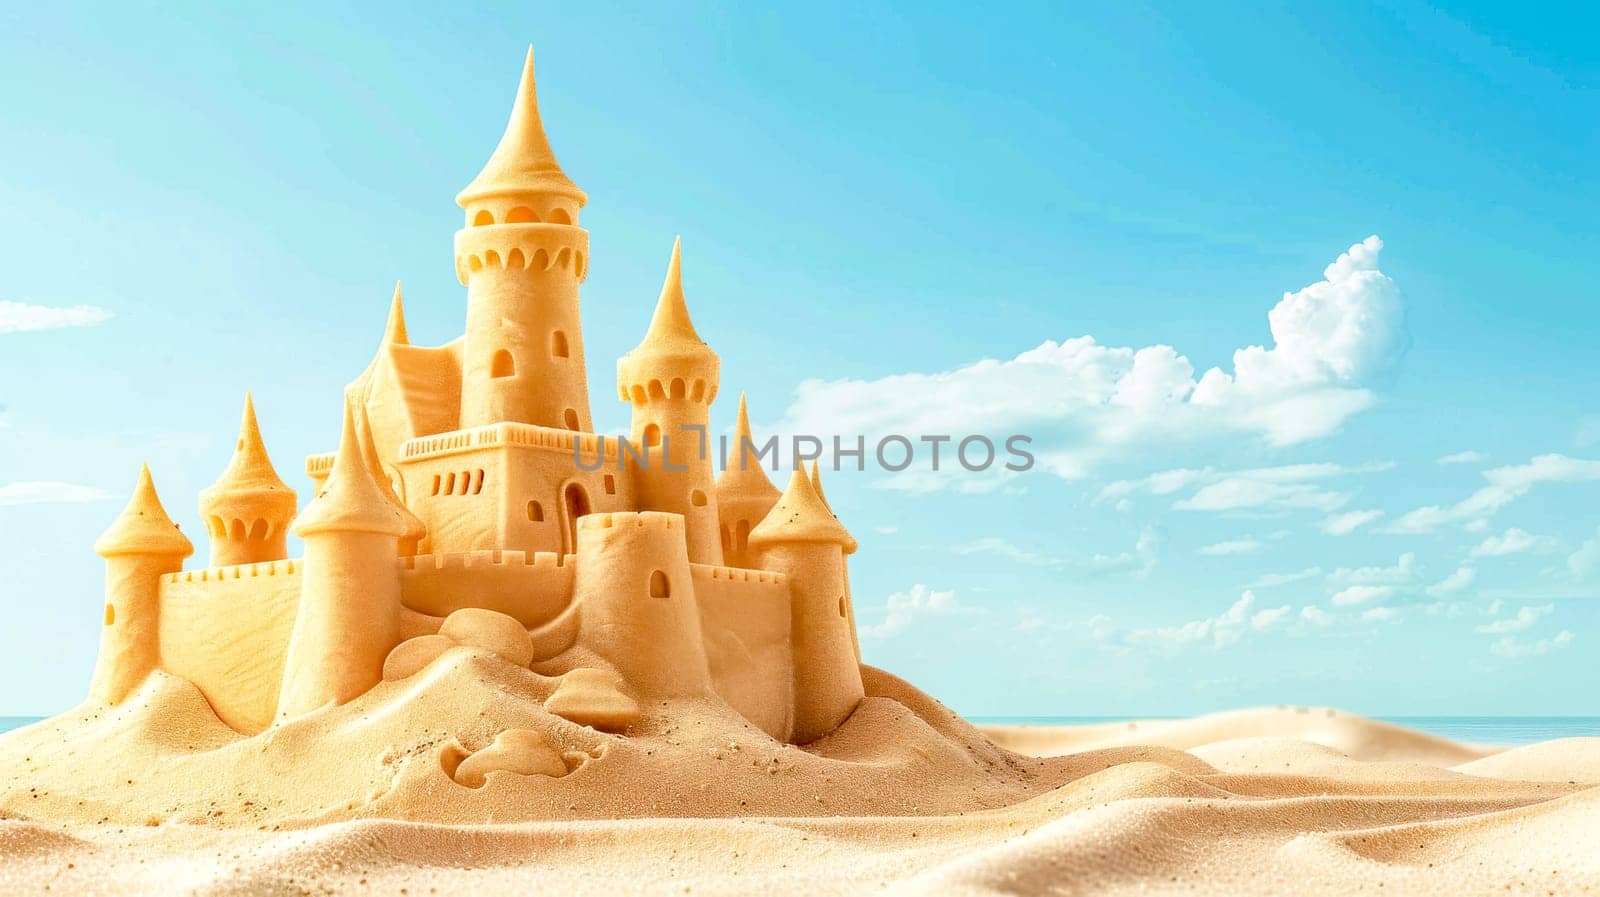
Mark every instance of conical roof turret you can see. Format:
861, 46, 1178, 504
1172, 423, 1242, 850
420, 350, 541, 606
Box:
717, 393, 780, 501
96, 464, 195, 559
355, 402, 426, 552
619, 238, 720, 392
748, 466, 857, 554
293, 400, 409, 538
199, 394, 296, 515
456, 47, 586, 207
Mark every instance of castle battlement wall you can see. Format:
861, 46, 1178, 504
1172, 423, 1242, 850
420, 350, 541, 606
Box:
400, 549, 574, 628
158, 564, 303, 734
691, 563, 794, 740
453, 223, 589, 286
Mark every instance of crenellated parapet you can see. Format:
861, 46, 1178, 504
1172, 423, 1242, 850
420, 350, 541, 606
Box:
454, 223, 588, 286
400, 549, 574, 627
163, 558, 300, 583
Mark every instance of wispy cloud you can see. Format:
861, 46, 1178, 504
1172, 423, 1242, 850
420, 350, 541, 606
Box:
1199, 537, 1264, 556
1474, 604, 1552, 635
1125, 591, 1290, 649
953, 537, 1061, 567
1425, 566, 1476, 597
1469, 527, 1562, 558
1330, 584, 1396, 607
1250, 566, 1323, 588
0, 481, 114, 507
1321, 508, 1384, 535
1329, 552, 1417, 586
1489, 631, 1573, 659
1104, 461, 1391, 516
0, 299, 113, 334
1437, 450, 1487, 465
1388, 454, 1600, 534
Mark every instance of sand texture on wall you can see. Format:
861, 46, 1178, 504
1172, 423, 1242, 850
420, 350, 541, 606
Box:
2, 658, 1598, 895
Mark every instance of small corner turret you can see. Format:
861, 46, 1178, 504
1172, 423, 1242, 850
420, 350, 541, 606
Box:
91, 464, 193, 705
199, 394, 296, 567
619, 238, 724, 565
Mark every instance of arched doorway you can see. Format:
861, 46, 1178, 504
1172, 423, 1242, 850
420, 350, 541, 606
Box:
561, 482, 591, 555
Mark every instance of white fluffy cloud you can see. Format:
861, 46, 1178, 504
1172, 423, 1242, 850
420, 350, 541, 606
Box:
1389, 454, 1600, 533
0, 300, 113, 334
1469, 527, 1562, 558
864, 585, 968, 638
1489, 630, 1573, 659
777, 238, 1405, 486
1475, 604, 1552, 635
0, 481, 114, 507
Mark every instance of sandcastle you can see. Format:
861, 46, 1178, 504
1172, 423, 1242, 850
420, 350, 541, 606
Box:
87, 48, 864, 746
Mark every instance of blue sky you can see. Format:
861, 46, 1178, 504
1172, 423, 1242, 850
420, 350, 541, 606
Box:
1, 2, 1596, 716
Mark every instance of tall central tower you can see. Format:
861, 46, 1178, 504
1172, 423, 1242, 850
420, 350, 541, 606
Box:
456, 48, 593, 432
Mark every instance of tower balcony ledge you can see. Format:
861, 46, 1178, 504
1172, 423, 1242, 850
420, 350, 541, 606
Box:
454, 223, 589, 285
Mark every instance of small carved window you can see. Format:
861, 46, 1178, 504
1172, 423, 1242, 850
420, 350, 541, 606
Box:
604, 474, 616, 495
644, 423, 661, 447
547, 207, 573, 225
491, 350, 515, 379
690, 489, 707, 507
506, 206, 537, 223
838, 596, 847, 617
431, 474, 441, 496
473, 469, 485, 494
649, 569, 670, 599
552, 330, 569, 358
564, 408, 580, 430
527, 500, 544, 522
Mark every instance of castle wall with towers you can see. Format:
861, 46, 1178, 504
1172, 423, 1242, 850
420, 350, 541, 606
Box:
85, 47, 866, 745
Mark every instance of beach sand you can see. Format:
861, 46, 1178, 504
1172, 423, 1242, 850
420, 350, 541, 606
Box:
1, 654, 1596, 895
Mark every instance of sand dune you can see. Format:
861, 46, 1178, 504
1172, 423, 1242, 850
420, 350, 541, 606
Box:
2, 659, 1596, 894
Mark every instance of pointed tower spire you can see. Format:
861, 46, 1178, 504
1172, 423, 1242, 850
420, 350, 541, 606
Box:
719, 393, 780, 493
456, 46, 586, 206
205, 394, 293, 497
809, 459, 833, 512
641, 237, 706, 348
355, 402, 426, 554
96, 464, 194, 559
293, 401, 408, 538
383, 281, 409, 346
748, 466, 856, 554
621, 238, 720, 374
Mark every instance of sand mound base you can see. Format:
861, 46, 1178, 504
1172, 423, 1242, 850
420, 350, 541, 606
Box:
3, 664, 1599, 894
